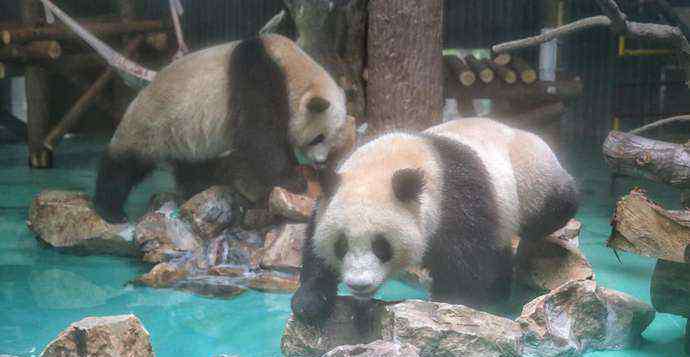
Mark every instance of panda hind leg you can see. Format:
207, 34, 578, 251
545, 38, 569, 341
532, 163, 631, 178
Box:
171, 159, 223, 200
94, 148, 154, 223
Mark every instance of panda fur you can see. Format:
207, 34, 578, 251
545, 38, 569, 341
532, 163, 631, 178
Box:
291, 117, 578, 325
94, 34, 348, 223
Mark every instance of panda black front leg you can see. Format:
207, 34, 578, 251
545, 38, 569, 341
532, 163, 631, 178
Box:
291, 210, 339, 326
94, 148, 154, 223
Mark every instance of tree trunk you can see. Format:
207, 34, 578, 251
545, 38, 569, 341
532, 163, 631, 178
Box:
366, 0, 443, 133
603, 131, 690, 190
607, 189, 690, 263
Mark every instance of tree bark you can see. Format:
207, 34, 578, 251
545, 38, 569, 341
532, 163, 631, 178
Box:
366, 0, 443, 133
603, 131, 690, 190
5, 20, 170, 44
607, 189, 690, 263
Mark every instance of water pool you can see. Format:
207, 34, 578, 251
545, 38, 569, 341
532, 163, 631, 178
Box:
0, 136, 685, 357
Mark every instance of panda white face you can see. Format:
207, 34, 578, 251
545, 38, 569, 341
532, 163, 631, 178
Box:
335, 233, 395, 299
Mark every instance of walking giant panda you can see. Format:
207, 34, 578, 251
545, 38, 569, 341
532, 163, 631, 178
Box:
291, 117, 578, 324
94, 35, 349, 223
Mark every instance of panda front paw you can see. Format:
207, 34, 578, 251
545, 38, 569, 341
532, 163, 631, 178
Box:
291, 284, 334, 326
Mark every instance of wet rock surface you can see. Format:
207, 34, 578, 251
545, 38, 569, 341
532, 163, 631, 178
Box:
134, 209, 200, 263
322, 340, 420, 357
259, 223, 307, 273
40, 315, 154, 357
27, 190, 137, 257
179, 186, 237, 240
268, 187, 315, 222
518, 280, 655, 357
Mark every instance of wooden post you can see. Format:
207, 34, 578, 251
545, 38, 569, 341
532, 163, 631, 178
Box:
366, 0, 443, 133
23, 0, 52, 168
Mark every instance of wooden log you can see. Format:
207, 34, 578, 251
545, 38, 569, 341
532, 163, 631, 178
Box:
446, 77, 583, 105
1, 30, 10, 45
607, 189, 690, 263
603, 131, 690, 189
5, 20, 169, 44
367, 0, 443, 133
25, 65, 52, 168
145, 32, 168, 52
488, 61, 517, 84
43, 35, 144, 151
650, 259, 690, 317
493, 53, 512, 66
465, 55, 494, 83
0, 40, 61, 61
511, 57, 538, 84
444, 54, 475, 86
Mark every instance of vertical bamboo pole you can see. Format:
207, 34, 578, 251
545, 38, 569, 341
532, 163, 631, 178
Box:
23, 0, 52, 168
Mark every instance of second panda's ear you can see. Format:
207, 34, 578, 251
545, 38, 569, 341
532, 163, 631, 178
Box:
392, 168, 425, 203
307, 96, 331, 113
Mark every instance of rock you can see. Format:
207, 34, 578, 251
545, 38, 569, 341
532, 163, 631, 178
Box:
242, 208, 275, 230
323, 340, 420, 357
134, 262, 188, 288
147, 191, 180, 212
381, 300, 523, 357
179, 186, 237, 240
513, 219, 593, 298
205, 234, 262, 269
247, 272, 299, 293
259, 224, 307, 273
650, 259, 690, 317
209, 265, 247, 277
518, 280, 655, 357
27, 190, 137, 257
281, 297, 385, 357
134, 211, 200, 263
174, 275, 247, 299
40, 315, 154, 357
268, 187, 315, 222
395, 266, 432, 291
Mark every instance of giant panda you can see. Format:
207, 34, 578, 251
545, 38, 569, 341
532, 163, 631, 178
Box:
291, 117, 579, 325
94, 34, 349, 223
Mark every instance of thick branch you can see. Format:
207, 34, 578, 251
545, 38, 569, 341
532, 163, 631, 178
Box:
603, 130, 690, 189
492, 16, 611, 53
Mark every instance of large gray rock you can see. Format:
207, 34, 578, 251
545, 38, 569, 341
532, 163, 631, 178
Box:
40, 315, 154, 357
281, 298, 522, 357
179, 186, 237, 240
27, 190, 137, 257
518, 280, 655, 357
323, 340, 420, 357
381, 300, 522, 357
134, 210, 200, 263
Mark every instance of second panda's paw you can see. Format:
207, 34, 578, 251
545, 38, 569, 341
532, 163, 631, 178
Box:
291, 285, 334, 326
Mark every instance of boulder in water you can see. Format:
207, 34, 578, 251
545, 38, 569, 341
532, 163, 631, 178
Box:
322, 340, 420, 357
40, 315, 154, 357
179, 186, 238, 240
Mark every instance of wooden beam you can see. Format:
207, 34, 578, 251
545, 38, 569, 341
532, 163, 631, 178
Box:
511, 57, 538, 84
465, 55, 494, 83
444, 55, 475, 87
43, 35, 144, 151
5, 20, 170, 44
0, 40, 62, 61
607, 189, 690, 263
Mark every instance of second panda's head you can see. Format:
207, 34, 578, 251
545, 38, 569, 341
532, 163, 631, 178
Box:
289, 72, 349, 168
311, 135, 441, 300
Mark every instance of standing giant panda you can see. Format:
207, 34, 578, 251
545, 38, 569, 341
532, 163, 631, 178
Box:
94, 35, 349, 223
291, 117, 579, 324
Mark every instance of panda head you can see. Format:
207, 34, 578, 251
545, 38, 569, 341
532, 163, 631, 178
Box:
313, 166, 428, 300
289, 74, 348, 168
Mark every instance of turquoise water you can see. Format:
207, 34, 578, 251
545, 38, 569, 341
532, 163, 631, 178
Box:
0, 136, 686, 356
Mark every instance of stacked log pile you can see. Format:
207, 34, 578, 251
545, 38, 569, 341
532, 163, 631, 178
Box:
0, 0, 172, 168
442, 53, 583, 149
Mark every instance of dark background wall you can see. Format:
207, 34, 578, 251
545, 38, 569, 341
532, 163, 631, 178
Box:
1, 0, 689, 139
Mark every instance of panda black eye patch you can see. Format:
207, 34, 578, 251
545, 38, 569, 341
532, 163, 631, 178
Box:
335, 236, 348, 260
372, 235, 392, 263
308, 134, 325, 146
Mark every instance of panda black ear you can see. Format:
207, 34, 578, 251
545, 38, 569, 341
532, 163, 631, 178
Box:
307, 96, 331, 113
392, 168, 425, 203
